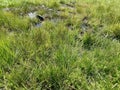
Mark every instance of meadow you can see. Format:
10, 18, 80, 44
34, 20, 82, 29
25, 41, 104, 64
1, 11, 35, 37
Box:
0, 0, 120, 89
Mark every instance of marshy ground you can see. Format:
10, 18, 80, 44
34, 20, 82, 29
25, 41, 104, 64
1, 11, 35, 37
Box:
0, 0, 120, 90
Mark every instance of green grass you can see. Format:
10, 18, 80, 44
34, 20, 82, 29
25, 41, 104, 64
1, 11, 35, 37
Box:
0, 0, 120, 89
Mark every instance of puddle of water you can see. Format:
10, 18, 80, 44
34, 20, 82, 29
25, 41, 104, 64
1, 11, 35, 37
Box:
2, 8, 10, 11
81, 23, 91, 31
35, 23, 42, 27
81, 23, 88, 31
28, 12, 36, 19
28, 12, 43, 28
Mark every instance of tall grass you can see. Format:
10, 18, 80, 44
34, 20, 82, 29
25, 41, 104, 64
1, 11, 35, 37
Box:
0, 0, 120, 89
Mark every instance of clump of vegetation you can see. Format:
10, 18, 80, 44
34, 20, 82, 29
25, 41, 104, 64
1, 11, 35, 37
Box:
110, 23, 120, 40
48, 1, 60, 9
82, 33, 95, 49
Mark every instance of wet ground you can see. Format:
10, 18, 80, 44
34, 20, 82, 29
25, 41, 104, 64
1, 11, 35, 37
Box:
1, 1, 97, 34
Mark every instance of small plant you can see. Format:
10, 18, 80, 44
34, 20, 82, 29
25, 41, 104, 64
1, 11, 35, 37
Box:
109, 23, 120, 40
82, 33, 95, 49
48, 1, 60, 9
59, 0, 65, 4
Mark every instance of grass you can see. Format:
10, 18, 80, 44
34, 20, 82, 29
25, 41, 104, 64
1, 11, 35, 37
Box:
0, 0, 120, 89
